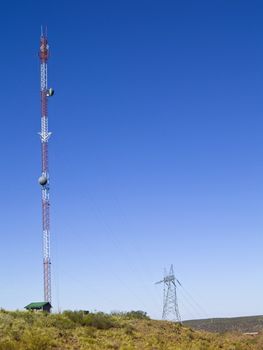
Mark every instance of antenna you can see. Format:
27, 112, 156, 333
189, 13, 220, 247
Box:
155, 265, 181, 322
38, 28, 54, 304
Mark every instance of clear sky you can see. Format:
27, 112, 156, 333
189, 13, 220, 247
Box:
1, 0, 263, 320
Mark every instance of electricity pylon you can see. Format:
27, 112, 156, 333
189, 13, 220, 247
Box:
155, 265, 181, 322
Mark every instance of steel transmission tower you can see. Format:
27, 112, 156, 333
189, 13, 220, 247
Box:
38, 27, 54, 304
155, 265, 181, 322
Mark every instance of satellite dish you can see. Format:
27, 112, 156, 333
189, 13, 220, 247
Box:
38, 175, 48, 186
47, 88, 54, 97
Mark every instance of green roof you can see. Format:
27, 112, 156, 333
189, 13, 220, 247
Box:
25, 302, 51, 310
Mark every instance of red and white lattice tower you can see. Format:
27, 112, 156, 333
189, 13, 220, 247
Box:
38, 27, 54, 303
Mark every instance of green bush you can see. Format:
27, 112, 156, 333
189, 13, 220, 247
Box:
63, 310, 116, 329
82, 312, 116, 329
63, 310, 84, 325
125, 311, 149, 320
112, 310, 149, 320
0, 339, 17, 350
49, 314, 75, 329
21, 328, 57, 350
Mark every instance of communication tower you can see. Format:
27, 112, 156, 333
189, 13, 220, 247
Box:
38, 27, 54, 303
155, 265, 181, 322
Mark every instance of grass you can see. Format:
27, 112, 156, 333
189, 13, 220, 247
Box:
183, 315, 263, 333
0, 309, 263, 349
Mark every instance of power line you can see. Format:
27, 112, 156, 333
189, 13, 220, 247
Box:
84, 190, 162, 310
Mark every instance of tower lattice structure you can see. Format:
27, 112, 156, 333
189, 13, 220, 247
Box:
38, 27, 54, 304
155, 265, 181, 322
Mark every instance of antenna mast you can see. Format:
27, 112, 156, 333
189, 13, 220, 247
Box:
155, 265, 181, 322
38, 27, 54, 303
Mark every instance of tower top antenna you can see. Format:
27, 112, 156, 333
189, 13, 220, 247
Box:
40, 25, 48, 37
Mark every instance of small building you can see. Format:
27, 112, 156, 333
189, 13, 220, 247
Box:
25, 302, 52, 313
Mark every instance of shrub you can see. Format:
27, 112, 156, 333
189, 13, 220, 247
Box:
82, 312, 116, 329
0, 339, 17, 350
49, 314, 75, 329
63, 311, 116, 329
124, 324, 135, 335
125, 311, 149, 320
112, 310, 149, 320
21, 328, 57, 350
63, 310, 84, 325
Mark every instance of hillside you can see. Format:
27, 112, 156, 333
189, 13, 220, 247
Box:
183, 315, 263, 333
1, 310, 263, 349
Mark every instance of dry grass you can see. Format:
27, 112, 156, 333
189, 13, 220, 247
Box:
0, 310, 263, 349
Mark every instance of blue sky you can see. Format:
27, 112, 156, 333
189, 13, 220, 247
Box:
0, 0, 263, 320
